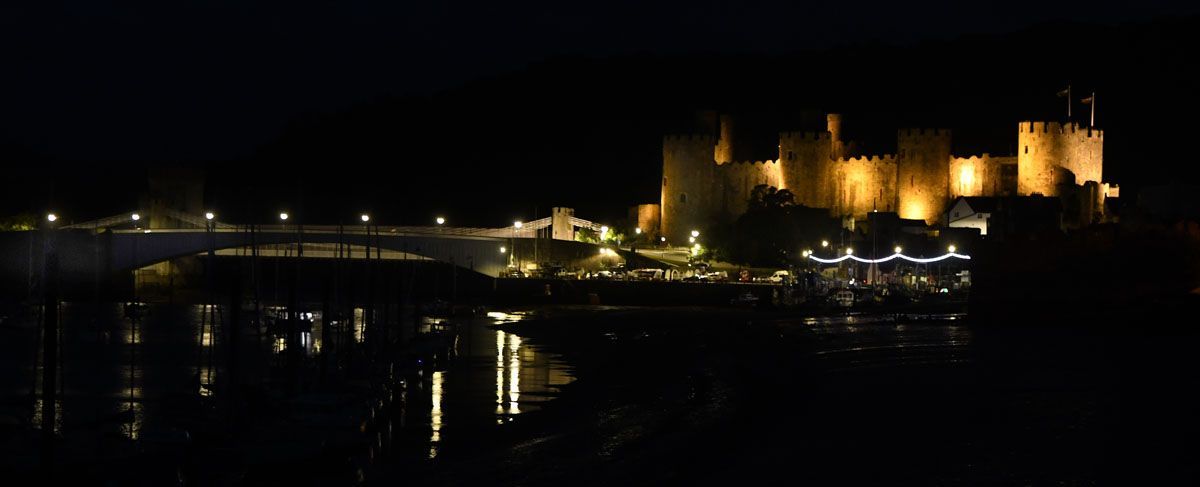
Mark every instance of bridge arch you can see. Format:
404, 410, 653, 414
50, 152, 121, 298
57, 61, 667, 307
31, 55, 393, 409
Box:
108, 229, 510, 277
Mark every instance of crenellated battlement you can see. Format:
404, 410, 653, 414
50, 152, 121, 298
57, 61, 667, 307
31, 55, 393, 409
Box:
1020, 121, 1103, 139
837, 154, 896, 164
897, 128, 951, 139
664, 134, 717, 144
780, 131, 831, 141
721, 159, 779, 166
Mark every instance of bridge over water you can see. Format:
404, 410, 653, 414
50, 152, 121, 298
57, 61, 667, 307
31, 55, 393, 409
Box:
0, 209, 621, 288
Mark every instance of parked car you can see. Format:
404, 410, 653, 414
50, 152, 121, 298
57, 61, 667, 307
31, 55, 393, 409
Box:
767, 270, 791, 284
631, 268, 664, 281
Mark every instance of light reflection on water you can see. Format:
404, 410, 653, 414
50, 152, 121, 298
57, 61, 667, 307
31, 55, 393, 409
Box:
429, 371, 444, 459
419, 311, 573, 458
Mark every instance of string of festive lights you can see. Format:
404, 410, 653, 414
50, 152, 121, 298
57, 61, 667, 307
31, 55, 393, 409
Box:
806, 252, 972, 264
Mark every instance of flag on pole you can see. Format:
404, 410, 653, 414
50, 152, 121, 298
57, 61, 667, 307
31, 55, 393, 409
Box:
1059, 85, 1072, 119
1082, 92, 1096, 126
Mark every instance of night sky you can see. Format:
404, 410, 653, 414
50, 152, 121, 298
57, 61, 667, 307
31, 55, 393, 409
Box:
3, 1, 1199, 225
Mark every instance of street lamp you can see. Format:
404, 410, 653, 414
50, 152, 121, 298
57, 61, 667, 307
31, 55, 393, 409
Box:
688, 236, 696, 244
513, 220, 523, 229
436, 216, 445, 225
279, 212, 289, 222
205, 212, 215, 221
499, 246, 507, 253
360, 214, 370, 223
691, 230, 700, 238
948, 244, 957, 253
635, 227, 642, 235
894, 246, 902, 253
846, 248, 854, 255
821, 240, 829, 248
131, 213, 141, 222
46, 213, 57, 223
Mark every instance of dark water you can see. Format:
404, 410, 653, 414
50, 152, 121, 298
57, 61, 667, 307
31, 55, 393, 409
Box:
4, 303, 1199, 484
0, 303, 575, 483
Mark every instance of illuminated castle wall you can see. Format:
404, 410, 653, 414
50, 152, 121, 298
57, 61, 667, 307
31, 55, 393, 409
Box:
658, 114, 1107, 242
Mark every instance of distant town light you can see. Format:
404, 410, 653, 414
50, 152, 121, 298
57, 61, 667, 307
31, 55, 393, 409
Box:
948, 244, 957, 253
205, 212, 215, 221
691, 230, 700, 238
131, 213, 141, 221
436, 217, 445, 225
361, 214, 370, 223
46, 213, 57, 222
846, 248, 854, 255
821, 240, 829, 248
279, 212, 289, 221
894, 246, 902, 253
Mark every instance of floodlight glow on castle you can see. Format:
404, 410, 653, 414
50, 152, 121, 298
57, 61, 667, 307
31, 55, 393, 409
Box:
807, 252, 972, 264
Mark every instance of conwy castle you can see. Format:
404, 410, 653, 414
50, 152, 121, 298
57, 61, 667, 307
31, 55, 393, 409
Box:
648, 113, 1116, 242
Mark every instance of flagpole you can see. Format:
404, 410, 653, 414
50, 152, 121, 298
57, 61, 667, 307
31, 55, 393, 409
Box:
1090, 91, 1095, 127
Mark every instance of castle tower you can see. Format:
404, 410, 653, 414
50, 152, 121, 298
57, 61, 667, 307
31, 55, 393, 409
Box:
715, 114, 735, 164
660, 134, 718, 244
1017, 121, 1103, 197
896, 128, 951, 224
779, 130, 834, 209
827, 113, 845, 159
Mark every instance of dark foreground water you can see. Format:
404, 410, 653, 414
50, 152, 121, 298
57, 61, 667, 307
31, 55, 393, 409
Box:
3, 303, 1200, 484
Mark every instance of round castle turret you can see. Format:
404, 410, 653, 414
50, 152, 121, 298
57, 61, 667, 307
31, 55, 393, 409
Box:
896, 128, 951, 224
1017, 121, 1103, 197
660, 134, 718, 243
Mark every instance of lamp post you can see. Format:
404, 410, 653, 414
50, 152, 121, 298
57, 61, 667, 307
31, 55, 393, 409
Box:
512, 221, 523, 268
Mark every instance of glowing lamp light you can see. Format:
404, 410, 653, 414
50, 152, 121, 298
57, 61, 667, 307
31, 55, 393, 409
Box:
894, 246, 903, 253
821, 240, 829, 248
635, 228, 642, 235
514, 221, 523, 229
499, 246, 507, 254
807, 252, 972, 264
948, 244, 957, 253
660, 237, 666, 242
131, 213, 141, 221
688, 236, 696, 243
46, 213, 57, 222
846, 248, 854, 255
205, 212, 215, 221
436, 217, 445, 225
691, 230, 700, 238
279, 212, 289, 221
